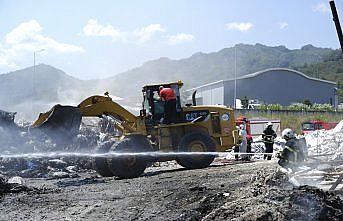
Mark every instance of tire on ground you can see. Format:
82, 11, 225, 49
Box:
93, 140, 116, 177
107, 135, 152, 179
176, 132, 216, 169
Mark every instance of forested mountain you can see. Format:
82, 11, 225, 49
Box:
0, 44, 337, 119
101, 44, 333, 97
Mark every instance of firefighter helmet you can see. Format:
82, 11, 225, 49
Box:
282, 128, 295, 140
266, 122, 273, 129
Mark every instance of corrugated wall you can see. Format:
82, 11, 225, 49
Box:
224, 69, 336, 107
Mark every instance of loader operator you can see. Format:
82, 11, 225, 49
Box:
262, 122, 277, 160
159, 86, 177, 124
277, 128, 305, 168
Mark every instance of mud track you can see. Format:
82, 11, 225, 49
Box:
0, 160, 342, 221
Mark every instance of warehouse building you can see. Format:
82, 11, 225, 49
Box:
186, 68, 338, 108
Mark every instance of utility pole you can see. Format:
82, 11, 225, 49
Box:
31, 49, 45, 114
234, 46, 237, 109
329, 1, 342, 110
330, 0, 343, 54
33, 49, 45, 78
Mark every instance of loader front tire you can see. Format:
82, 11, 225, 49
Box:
176, 132, 216, 169
93, 141, 116, 177
108, 136, 151, 179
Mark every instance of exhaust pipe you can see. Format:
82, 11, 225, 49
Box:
192, 90, 197, 106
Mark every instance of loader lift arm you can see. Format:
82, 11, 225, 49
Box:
31, 95, 139, 140
78, 95, 138, 133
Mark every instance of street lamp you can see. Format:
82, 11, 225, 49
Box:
31, 49, 45, 116
33, 49, 45, 77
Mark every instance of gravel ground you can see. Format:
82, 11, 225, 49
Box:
0, 160, 342, 221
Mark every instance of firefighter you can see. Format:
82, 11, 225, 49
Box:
239, 123, 249, 161
158, 86, 177, 124
278, 128, 305, 168
234, 126, 240, 161
262, 122, 277, 160
242, 117, 252, 159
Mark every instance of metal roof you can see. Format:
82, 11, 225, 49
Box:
186, 68, 337, 91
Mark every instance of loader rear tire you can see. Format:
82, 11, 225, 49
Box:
108, 136, 152, 179
176, 132, 216, 169
93, 141, 115, 177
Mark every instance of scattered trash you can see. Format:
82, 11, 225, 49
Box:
66, 165, 78, 173
191, 169, 343, 221
0, 173, 52, 199
50, 171, 72, 179
48, 159, 67, 169
55, 177, 105, 188
223, 192, 230, 197
0, 118, 112, 179
0, 109, 16, 126
7, 176, 25, 185
305, 120, 343, 157
189, 185, 207, 192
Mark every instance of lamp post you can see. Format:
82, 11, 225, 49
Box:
33, 49, 45, 77
31, 49, 45, 115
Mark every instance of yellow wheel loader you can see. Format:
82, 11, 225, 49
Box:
31, 81, 239, 178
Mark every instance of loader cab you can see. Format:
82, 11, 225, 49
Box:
141, 81, 183, 125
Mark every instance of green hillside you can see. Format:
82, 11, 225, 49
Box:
0, 44, 339, 119
294, 50, 343, 101
102, 44, 334, 97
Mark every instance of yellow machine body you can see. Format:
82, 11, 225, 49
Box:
32, 97, 238, 152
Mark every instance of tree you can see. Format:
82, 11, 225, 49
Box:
241, 96, 249, 109
303, 99, 313, 107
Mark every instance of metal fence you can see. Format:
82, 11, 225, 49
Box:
234, 109, 343, 118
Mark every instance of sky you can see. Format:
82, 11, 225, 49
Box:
0, 0, 342, 79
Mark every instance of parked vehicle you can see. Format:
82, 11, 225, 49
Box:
301, 120, 338, 134
235, 116, 281, 142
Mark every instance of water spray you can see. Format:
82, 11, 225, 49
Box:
0, 151, 274, 160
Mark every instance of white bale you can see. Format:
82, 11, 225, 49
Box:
333, 120, 343, 133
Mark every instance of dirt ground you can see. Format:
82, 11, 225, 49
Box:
0, 160, 342, 221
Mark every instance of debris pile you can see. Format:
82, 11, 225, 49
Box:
277, 120, 343, 190
305, 120, 343, 158
0, 109, 16, 126
0, 116, 120, 178
283, 162, 343, 190
0, 174, 44, 200
184, 169, 343, 220
0, 157, 93, 179
0, 116, 120, 154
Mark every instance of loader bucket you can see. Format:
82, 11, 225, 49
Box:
31, 105, 82, 142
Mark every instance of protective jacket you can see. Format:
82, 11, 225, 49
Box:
262, 128, 277, 144
239, 128, 248, 159
278, 138, 305, 167
159, 88, 176, 101
281, 140, 298, 162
